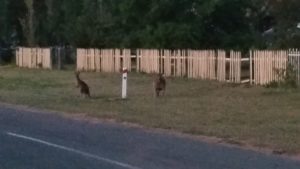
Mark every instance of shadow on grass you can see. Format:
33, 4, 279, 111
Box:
90, 95, 127, 102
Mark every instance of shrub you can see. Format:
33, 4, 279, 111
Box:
265, 64, 298, 89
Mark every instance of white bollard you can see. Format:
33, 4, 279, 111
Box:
122, 68, 128, 99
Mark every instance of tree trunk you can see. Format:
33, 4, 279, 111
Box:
20, 0, 35, 46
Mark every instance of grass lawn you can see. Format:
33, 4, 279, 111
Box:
0, 65, 300, 154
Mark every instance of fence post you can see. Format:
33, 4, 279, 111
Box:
56, 47, 65, 70
122, 67, 128, 99
250, 50, 253, 85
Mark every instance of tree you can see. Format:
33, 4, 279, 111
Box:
266, 0, 300, 48
0, 0, 7, 39
34, 0, 48, 46
200, 0, 260, 50
3, 0, 293, 49
5, 0, 27, 45
20, 0, 35, 46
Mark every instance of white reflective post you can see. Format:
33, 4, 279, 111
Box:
122, 68, 128, 99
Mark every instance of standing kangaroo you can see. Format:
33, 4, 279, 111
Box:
153, 73, 166, 97
75, 71, 90, 98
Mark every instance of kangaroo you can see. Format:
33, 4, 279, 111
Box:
153, 73, 166, 97
75, 71, 90, 98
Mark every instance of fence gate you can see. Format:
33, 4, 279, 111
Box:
288, 49, 300, 84
228, 51, 241, 83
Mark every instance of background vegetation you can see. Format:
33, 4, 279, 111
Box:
1, 0, 300, 49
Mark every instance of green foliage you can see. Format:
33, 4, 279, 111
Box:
0, 0, 7, 37
33, 0, 48, 46
264, 80, 279, 89
1, 0, 300, 49
265, 0, 300, 48
2, 0, 27, 45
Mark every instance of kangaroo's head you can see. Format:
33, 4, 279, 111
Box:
158, 73, 165, 80
75, 71, 81, 78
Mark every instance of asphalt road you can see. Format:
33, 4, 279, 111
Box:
0, 105, 299, 169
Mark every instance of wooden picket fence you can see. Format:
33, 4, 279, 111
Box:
136, 49, 242, 83
135, 49, 300, 85
136, 49, 188, 77
76, 49, 131, 72
250, 50, 287, 85
15, 47, 300, 85
16, 47, 52, 69
187, 50, 216, 80
72, 48, 300, 85
78, 48, 244, 83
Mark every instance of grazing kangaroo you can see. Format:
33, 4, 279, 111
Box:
75, 71, 90, 98
153, 73, 166, 97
